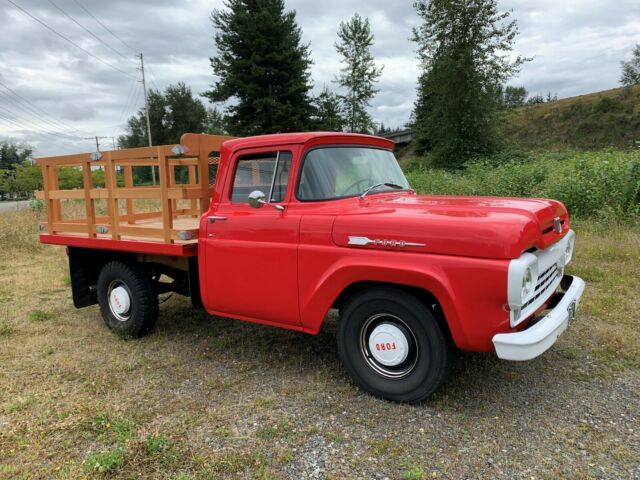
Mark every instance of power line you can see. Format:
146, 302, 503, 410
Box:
71, 0, 138, 55
0, 108, 85, 141
46, 0, 137, 65
7, 0, 137, 80
0, 81, 88, 136
0, 79, 88, 135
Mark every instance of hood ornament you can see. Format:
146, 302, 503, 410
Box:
553, 217, 563, 234
348, 236, 425, 248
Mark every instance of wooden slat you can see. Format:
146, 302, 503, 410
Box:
109, 144, 175, 161
109, 186, 203, 200
49, 189, 85, 200
50, 222, 90, 234
116, 225, 164, 238
35, 152, 98, 166
168, 158, 199, 166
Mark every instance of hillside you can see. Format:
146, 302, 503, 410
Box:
504, 84, 640, 150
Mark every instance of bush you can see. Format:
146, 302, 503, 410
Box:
405, 150, 640, 222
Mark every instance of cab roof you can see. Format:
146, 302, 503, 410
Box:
221, 132, 394, 154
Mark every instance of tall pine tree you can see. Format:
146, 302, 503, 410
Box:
412, 0, 528, 168
335, 13, 383, 134
205, 0, 314, 136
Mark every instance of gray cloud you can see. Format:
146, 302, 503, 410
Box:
0, 0, 638, 156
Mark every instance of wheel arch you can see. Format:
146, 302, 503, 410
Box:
332, 281, 454, 347
299, 262, 467, 349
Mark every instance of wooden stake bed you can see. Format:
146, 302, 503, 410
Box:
35, 133, 234, 257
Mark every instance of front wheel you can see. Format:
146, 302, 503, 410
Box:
337, 287, 450, 403
97, 261, 158, 338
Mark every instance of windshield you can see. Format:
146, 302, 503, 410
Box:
297, 147, 410, 201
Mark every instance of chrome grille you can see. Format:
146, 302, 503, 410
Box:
523, 263, 560, 309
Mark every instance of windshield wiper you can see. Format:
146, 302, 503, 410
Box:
359, 182, 405, 199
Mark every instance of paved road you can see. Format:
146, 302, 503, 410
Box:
0, 200, 30, 213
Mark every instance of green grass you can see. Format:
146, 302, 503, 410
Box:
28, 310, 55, 322
504, 84, 640, 150
84, 448, 126, 474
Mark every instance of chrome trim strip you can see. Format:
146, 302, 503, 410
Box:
348, 236, 425, 248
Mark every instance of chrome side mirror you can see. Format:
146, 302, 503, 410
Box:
248, 190, 266, 208
248, 190, 285, 212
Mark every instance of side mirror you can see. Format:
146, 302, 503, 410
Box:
248, 190, 285, 212
248, 190, 266, 208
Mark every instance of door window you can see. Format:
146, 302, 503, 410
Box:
231, 151, 292, 203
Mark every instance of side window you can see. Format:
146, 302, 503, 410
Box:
230, 151, 292, 203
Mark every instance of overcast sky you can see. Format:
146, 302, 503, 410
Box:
0, 0, 638, 156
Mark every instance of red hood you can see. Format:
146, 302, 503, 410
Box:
331, 193, 570, 259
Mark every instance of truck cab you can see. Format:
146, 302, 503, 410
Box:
37, 132, 585, 402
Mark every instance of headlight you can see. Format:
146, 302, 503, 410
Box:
522, 266, 534, 299
565, 239, 573, 264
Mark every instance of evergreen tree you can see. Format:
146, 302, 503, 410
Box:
335, 13, 383, 134
206, 107, 227, 135
412, 0, 528, 167
205, 0, 314, 135
620, 44, 640, 86
312, 87, 345, 132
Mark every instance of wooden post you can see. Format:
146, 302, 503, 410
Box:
124, 166, 135, 224
104, 151, 119, 240
82, 161, 96, 237
157, 147, 173, 243
188, 164, 197, 214
49, 165, 61, 225
168, 161, 177, 214
41, 162, 54, 232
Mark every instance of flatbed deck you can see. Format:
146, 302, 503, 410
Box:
35, 133, 233, 255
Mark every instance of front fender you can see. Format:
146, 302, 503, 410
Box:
298, 246, 510, 351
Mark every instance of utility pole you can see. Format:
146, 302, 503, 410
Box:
139, 52, 156, 184
85, 136, 109, 152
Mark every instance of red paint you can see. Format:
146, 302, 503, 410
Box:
42, 132, 571, 353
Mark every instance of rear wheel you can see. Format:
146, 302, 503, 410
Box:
97, 261, 158, 338
337, 287, 450, 403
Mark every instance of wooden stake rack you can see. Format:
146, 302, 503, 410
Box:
35, 133, 233, 252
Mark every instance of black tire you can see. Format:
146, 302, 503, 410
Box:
337, 287, 450, 403
97, 261, 158, 338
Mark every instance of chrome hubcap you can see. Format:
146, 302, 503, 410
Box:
108, 281, 132, 322
359, 313, 419, 378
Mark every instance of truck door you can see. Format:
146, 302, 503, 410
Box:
202, 149, 301, 326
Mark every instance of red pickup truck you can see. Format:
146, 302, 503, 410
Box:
37, 132, 585, 402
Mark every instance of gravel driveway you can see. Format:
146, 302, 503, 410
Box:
0, 200, 30, 213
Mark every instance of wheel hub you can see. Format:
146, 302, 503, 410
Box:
109, 285, 131, 320
367, 323, 409, 366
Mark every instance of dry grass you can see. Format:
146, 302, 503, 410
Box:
0, 209, 638, 479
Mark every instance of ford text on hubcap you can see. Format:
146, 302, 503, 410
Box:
108, 281, 132, 321
359, 313, 419, 378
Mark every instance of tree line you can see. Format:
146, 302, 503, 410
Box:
3, 0, 640, 197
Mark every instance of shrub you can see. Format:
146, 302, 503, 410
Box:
405, 150, 640, 222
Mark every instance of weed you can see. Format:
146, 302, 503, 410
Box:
0, 321, 13, 337
402, 464, 425, 480
84, 448, 125, 474
28, 310, 55, 322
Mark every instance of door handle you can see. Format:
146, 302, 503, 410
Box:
207, 216, 228, 224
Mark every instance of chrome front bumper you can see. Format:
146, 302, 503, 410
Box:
493, 275, 585, 361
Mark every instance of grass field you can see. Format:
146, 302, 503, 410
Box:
0, 208, 639, 479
